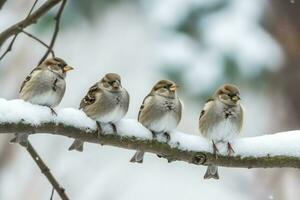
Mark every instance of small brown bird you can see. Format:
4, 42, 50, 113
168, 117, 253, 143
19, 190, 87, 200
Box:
11, 57, 73, 146
130, 80, 182, 163
68, 73, 129, 152
199, 84, 243, 179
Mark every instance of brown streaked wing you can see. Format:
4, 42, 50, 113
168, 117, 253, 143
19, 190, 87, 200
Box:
137, 94, 153, 122
199, 98, 214, 121
79, 83, 100, 109
237, 104, 244, 133
19, 67, 42, 93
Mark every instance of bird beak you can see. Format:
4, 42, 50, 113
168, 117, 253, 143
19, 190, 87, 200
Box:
112, 81, 120, 89
170, 84, 178, 92
63, 66, 74, 72
232, 95, 240, 102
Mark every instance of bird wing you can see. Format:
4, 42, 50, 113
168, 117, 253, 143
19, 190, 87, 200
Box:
19, 66, 42, 93
138, 94, 154, 122
178, 98, 184, 123
79, 83, 101, 109
123, 89, 130, 112
198, 98, 215, 136
199, 98, 214, 121
237, 104, 244, 133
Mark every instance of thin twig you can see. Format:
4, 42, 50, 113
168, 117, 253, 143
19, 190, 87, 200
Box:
39, 0, 67, 64
50, 187, 55, 200
0, 0, 7, 10
26, 142, 70, 200
1, 119, 300, 168
20, 29, 55, 57
0, 34, 18, 60
0, 0, 41, 61
0, 0, 62, 49
0, 0, 39, 60
27, 0, 39, 18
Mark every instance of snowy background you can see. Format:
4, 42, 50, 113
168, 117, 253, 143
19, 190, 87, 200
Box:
0, 0, 299, 199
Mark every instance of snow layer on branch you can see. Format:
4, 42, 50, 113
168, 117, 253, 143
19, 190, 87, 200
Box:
0, 98, 96, 129
0, 98, 300, 158
0, 98, 152, 138
170, 130, 300, 158
234, 131, 300, 158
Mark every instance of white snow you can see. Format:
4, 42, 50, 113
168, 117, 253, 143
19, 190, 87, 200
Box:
0, 98, 53, 125
56, 108, 96, 130
170, 130, 300, 158
0, 98, 300, 158
116, 119, 152, 139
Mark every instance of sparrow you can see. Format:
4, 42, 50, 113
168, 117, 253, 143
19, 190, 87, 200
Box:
10, 57, 73, 147
199, 84, 243, 179
130, 80, 182, 163
68, 73, 129, 152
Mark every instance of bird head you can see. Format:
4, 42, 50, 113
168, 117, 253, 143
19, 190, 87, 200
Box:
151, 80, 179, 98
43, 57, 73, 77
215, 84, 241, 106
100, 73, 122, 92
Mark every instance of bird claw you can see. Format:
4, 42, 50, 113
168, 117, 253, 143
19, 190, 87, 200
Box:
227, 142, 235, 156
212, 140, 219, 159
151, 131, 157, 140
48, 107, 57, 116
164, 132, 171, 143
110, 123, 117, 134
96, 121, 103, 139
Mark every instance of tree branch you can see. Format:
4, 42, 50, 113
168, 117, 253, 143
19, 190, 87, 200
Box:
3, 121, 300, 168
25, 142, 70, 200
39, 0, 66, 64
0, 99, 299, 169
0, 0, 62, 48
20, 29, 55, 57
0, 0, 7, 10
0, 34, 18, 61
0, 0, 40, 61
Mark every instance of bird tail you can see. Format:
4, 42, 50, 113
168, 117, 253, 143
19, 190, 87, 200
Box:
130, 151, 144, 163
204, 165, 219, 180
10, 133, 29, 147
68, 139, 84, 152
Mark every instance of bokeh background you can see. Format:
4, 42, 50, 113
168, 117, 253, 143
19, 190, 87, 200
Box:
0, 0, 299, 199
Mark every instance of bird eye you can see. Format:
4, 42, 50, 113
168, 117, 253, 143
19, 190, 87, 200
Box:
163, 86, 168, 89
108, 81, 114, 85
58, 63, 65, 68
221, 94, 230, 100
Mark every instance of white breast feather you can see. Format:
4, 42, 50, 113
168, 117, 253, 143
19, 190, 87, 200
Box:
28, 90, 61, 107
25, 70, 64, 107
96, 106, 126, 123
202, 100, 241, 143
148, 113, 178, 133
206, 119, 239, 143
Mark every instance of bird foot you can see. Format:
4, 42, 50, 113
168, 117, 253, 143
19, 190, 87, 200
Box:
48, 107, 57, 116
227, 142, 235, 156
110, 123, 117, 134
163, 132, 171, 143
151, 131, 157, 140
212, 140, 219, 159
96, 121, 103, 139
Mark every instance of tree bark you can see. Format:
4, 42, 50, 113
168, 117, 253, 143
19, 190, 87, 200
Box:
0, 0, 7, 10
1, 120, 300, 168
0, 0, 62, 47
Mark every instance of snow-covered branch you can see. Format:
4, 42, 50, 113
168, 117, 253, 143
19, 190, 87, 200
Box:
1, 98, 300, 168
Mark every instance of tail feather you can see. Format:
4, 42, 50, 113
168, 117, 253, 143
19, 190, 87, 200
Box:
130, 151, 144, 163
204, 165, 219, 180
10, 133, 29, 147
68, 139, 84, 152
